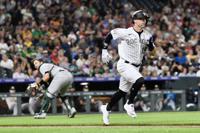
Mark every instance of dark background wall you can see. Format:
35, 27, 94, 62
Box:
0, 77, 200, 93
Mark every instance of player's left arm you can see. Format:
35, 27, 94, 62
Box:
37, 72, 51, 89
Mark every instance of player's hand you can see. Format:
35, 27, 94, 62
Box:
102, 49, 112, 64
148, 36, 155, 51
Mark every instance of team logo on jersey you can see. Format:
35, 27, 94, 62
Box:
140, 39, 148, 45
125, 39, 137, 45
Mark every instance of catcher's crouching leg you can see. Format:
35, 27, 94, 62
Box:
59, 95, 77, 118
34, 91, 53, 119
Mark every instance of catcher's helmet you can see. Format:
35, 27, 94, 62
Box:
31, 56, 43, 64
131, 10, 149, 24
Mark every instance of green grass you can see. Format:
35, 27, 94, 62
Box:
0, 127, 200, 133
0, 112, 200, 133
1, 112, 200, 126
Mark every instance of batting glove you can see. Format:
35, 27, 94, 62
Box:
148, 36, 155, 51
102, 49, 112, 64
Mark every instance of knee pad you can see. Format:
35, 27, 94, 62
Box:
46, 91, 55, 99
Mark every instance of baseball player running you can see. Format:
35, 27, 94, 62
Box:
31, 58, 76, 119
101, 10, 155, 125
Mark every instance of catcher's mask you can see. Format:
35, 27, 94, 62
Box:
132, 10, 149, 24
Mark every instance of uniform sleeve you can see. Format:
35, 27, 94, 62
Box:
103, 28, 125, 49
39, 64, 54, 76
110, 28, 124, 40
39, 64, 45, 75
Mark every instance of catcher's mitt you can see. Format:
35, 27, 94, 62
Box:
26, 83, 40, 97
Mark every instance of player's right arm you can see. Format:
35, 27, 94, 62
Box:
101, 33, 113, 64
102, 28, 124, 64
103, 33, 113, 49
37, 64, 54, 86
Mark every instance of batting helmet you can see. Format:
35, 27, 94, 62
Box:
132, 10, 149, 24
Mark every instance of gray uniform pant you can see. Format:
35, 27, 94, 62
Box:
47, 71, 73, 98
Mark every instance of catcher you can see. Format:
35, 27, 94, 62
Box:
27, 57, 76, 119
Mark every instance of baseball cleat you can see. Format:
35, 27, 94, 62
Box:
124, 102, 137, 118
34, 112, 47, 119
68, 107, 77, 118
100, 104, 110, 125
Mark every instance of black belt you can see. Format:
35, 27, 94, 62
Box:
124, 60, 141, 67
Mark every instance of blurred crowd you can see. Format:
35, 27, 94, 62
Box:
0, 0, 200, 79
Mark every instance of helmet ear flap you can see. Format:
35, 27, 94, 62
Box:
145, 19, 148, 25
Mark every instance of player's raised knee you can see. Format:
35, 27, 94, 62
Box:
134, 77, 144, 88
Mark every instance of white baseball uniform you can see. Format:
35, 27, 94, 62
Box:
111, 27, 154, 92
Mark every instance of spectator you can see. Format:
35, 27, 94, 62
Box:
175, 51, 188, 65
0, 54, 14, 70
0, 38, 9, 54
76, 53, 86, 69
0, 0, 199, 78
12, 66, 28, 79
58, 49, 69, 68
41, 50, 51, 63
